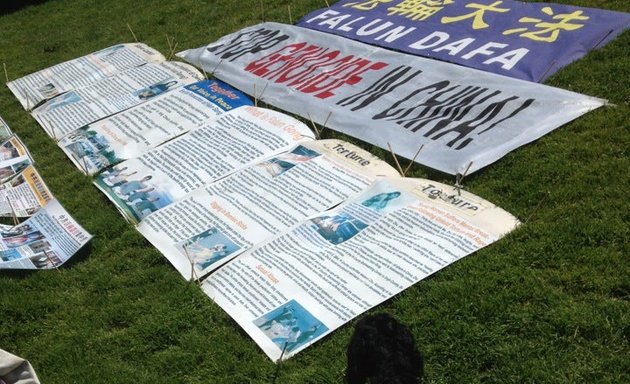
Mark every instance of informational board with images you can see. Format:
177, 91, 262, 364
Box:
298, 0, 630, 82
31, 61, 203, 140
202, 177, 520, 361
7, 43, 165, 110
57, 79, 252, 175
93, 106, 315, 224
137, 139, 400, 280
177, 22, 605, 176
0, 199, 92, 270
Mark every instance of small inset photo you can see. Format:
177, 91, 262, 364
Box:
177, 227, 240, 271
310, 213, 368, 245
253, 299, 328, 353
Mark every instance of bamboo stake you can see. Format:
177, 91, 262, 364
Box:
403, 144, 424, 176
3, 63, 8, 83
317, 111, 332, 137
387, 142, 405, 177
72, 154, 88, 174
44, 250, 60, 271
288, 5, 293, 24
306, 113, 321, 139
183, 243, 200, 283
210, 59, 223, 76
259, 0, 265, 22
324, 0, 330, 7
6, 197, 19, 226
454, 161, 473, 195
127, 23, 139, 43
170, 42, 178, 60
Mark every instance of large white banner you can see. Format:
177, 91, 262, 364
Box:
202, 177, 519, 360
178, 22, 605, 175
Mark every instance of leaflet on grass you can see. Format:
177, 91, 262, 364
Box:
32, 61, 203, 139
137, 139, 400, 280
93, 107, 315, 224
202, 178, 519, 361
7, 43, 165, 110
0, 199, 92, 270
57, 79, 252, 175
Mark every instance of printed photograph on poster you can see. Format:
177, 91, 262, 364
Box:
0, 158, 31, 183
310, 213, 368, 245
253, 299, 328, 354
61, 128, 120, 174
133, 79, 179, 100
37, 91, 81, 113
99, 165, 174, 222
257, 145, 321, 178
177, 227, 241, 271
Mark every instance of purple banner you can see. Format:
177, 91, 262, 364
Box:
298, 0, 630, 82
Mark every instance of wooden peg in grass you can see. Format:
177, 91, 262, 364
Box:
127, 23, 139, 42
387, 142, 405, 177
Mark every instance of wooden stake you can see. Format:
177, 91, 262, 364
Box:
403, 144, 424, 176
44, 250, 60, 271
259, 0, 265, 22
165, 34, 175, 60
127, 23, 139, 42
3, 63, 8, 83
25, 90, 31, 111
254, 83, 268, 107
272, 341, 289, 381
82, 156, 90, 175
72, 154, 88, 174
170, 42, 179, 60
6, 197, 19, 226
317, 111, 332, 137
387, 142, 405, 177
288, 5, 293, 24
210, 59, 223, 76
454, 161, 473, 195
306, 113, 321, 139
49, 122, 57, 141
324, 0, 330, 7
183, 243, 200, 283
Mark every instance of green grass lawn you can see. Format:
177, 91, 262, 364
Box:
0, 1, 628, 383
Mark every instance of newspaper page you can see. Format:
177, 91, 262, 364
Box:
137, 139, 400, 280
57, 79, 252, 175
31, 61, 203, 139
0, 165, 53, 217
202, 177, 520, 361
0, 115, 13, 142
7, 43, 165, 110
0, 199, 92, 269
93, 106, 315, 224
